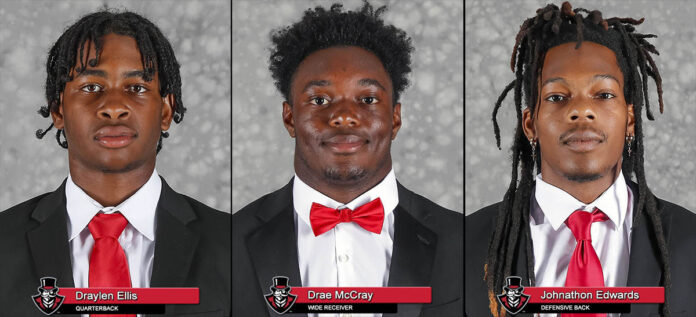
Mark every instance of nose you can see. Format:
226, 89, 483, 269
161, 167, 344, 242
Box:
98, 93, 130, 120
329, 102, 360, 127
567, 98, 596, 122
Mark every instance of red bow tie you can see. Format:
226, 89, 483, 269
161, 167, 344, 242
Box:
309, 198, 385, 236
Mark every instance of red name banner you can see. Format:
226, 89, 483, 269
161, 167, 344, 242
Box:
523, 287, 664, 304
57, 288, 199, 304
292, 287, 431, 304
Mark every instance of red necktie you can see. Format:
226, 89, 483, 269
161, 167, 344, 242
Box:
88, 212, 134, 317
309, 198, 385, 236
563, 208, 608, 317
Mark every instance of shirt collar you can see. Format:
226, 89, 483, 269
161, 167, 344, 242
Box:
66, 169, 162, 241
292, 169, 399, 228
533, 171, 628, 231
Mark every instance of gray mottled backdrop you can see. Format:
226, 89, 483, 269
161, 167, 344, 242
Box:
232, 0, 464, 213
466, 0, 696, 215
0, 0, 231, 212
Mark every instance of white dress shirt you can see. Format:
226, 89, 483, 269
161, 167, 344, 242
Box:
530, 172, 633, 317
293, 169, 398, 317
66, 169, 160, 316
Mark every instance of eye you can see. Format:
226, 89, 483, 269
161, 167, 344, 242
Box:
544, 94, 566, 103
81, 84, 103, 93
361, 96, 378, 104
310, 97, 328, 106
597, 92, 615, 99
128, 84, 149, 94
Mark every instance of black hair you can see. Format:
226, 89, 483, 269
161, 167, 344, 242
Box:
488, 2, 668, 316
36, 9, 185, 153
268, 0, 414, 105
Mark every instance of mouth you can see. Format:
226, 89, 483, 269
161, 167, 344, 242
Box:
94, 126, 137, 149
560, 130, 605, 153
322, 134, 368, 154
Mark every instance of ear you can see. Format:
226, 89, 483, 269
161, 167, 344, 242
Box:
626, 103, 635, 136
160, 94, 175, 131
391, 103, 402, 140
522, 107, 536, 141
282, 101, 295, 138
51, 92, 66, 130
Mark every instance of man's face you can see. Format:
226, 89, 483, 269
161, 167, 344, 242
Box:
523, 41, 634, 183
52, 33, 173, 173
283, 46, 401, 184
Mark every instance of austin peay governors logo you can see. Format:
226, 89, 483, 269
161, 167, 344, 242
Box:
264, 276, 298, 314
496, 276, 530, 315
31, 277, 65, 315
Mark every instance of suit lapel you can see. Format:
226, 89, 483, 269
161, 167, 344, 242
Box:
245, 180, 306, 317
150, 178, 199, 287
625, 211, 664, 288
624, 182, 674, 316
27, 181, 75, 287
626, 182, 668, 288
388, 183, 438, 317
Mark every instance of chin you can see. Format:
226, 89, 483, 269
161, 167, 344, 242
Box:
322, 166, 368, 183
561, 162, 617, 183
563, 172, 603, 183
96, 159, 147, 174
560, 156, 623, 182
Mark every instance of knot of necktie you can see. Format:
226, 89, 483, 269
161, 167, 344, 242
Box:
565, 208, 608, 241
309, 198, 385, 236
88, 212, 128, 240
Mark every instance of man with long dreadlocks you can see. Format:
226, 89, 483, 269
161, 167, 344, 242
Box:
466, 2, 696, 317
0, 10, 230, 315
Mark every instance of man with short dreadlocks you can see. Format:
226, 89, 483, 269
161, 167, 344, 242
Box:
0, 10, 230, 315
466, 2, 695, 317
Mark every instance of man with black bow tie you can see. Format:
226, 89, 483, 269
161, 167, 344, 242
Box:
232, 2, 463, 317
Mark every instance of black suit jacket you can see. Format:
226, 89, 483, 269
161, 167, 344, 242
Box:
465, 181, 696, 316
233, 179, 463, 317
0, 178, 230, 316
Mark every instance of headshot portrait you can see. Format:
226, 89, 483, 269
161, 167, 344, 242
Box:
0, 1, 230, 316
0, 0, 231, 212
465, 1, 696, 316
232, 0, 463, 316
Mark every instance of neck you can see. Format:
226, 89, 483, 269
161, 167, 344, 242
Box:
295, 161, 392, 204
540, 162, 621, 204
69, 160, 155, 207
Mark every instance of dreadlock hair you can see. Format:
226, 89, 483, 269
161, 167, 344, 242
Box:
36, 9, 185, 153
268, 0, 413, 105
487, 2, 669, 316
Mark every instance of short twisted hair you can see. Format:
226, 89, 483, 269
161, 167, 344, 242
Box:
36, 9, 185, 153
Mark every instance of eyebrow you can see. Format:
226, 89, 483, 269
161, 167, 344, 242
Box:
302, 80, 331, 93
78, 69, 107, 78
357, 78, 386, 91
124, 70, 146, 79
542, 74, 620, 87
300, 78, 387, 93
591, 74, 620, 84
75, 69, 147, 79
